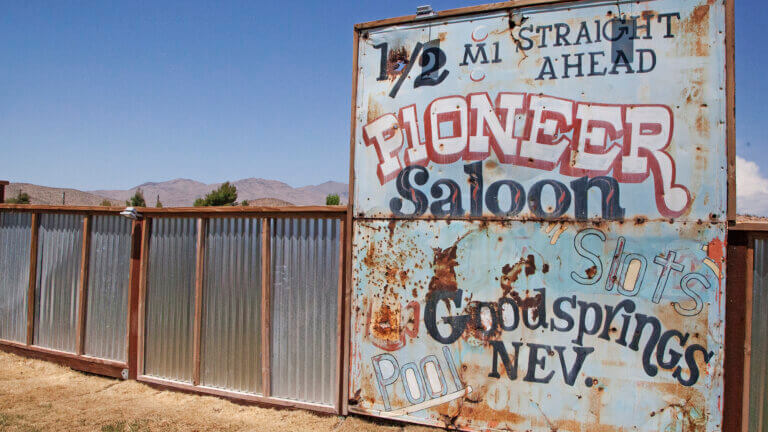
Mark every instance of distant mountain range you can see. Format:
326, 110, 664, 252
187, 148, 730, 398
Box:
6, 183, 122, 206
5, 178, 348, 207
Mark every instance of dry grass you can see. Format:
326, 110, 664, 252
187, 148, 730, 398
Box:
0, 351, 436, 432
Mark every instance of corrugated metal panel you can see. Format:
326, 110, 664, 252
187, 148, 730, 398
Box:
0, 212, 32, 343
34, 213, 83, 353
143, 218, 196, 383
749, 239, 768, 432
270, 217, 339, 406
200, 217, 262, 394
84, 216, 131, 362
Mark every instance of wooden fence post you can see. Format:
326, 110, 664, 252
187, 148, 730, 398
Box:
335, 217, 347, 413
76, 215, 92, 355
136, 218, 151, 378
126, 219, 144, 379
0, 181, 8, 203
192, 218, 206, 386
724, 230, 749, 432
26, 213, 40, 346
261, 219, 272, 396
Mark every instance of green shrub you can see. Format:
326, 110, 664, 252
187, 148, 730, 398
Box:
193, 182, 238, 207
6, 191, 30, 204
126, 189, 146, 207
325, 194, 340, 205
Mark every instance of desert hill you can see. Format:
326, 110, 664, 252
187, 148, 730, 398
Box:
5, 183, 119, 206
1, 178, 347, 207
91, 178, 347, 207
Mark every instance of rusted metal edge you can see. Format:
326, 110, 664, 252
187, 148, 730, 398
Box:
354, 0, 584, 31
342, 27, 360, 416
725, 0, 736, 221
348, 405, 447, 429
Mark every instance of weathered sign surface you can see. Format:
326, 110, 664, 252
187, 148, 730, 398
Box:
348, 0, 728, 430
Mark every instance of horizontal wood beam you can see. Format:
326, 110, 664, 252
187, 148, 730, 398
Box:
0, 204, 348, 219
137, 375, 338, 414
0, 339, 127, 379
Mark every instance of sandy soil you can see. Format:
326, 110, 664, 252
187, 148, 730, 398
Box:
0, 351, 435, 432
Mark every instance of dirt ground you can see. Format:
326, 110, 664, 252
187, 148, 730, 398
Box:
0, 351, 436, 432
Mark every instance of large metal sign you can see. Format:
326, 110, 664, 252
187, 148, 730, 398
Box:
348, 0, 729, 430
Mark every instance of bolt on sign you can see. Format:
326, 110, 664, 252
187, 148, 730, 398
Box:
347, 0, 732, 430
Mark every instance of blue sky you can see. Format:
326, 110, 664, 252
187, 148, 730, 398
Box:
0, 1, 766, 211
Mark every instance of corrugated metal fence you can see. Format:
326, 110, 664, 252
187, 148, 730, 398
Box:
0, 205, 346, 414
143, 217, 197, 383
34, 213, 83, 353
202, 217, 263, 395
138, 211, 344, 411
85, 216, 132, 362
270, 218, 339, 406
0, 209, 133, 376
0, 212, 31, 343
749, 238, 768, 432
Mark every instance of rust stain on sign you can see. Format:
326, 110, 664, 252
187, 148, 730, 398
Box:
386, 46, 410, 80
428, 246, 459, 295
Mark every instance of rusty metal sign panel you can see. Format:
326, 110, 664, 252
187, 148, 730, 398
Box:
352, 0, 727, 222
348, 0, 728, 430
349, 220, 725, 430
